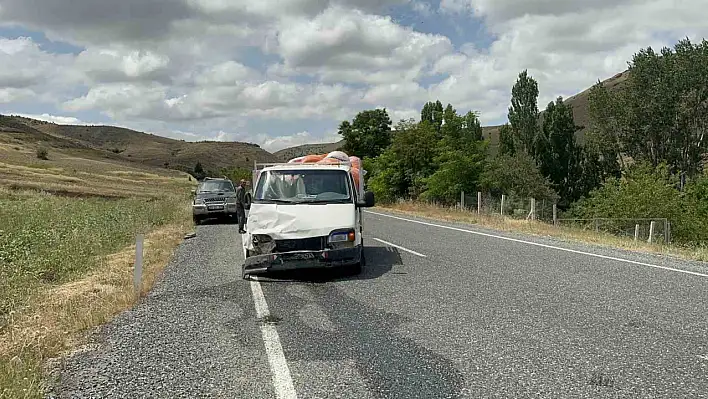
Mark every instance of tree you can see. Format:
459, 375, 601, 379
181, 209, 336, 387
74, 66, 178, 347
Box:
462, 111, 483, 141
221, 167, 251, 184
480, 152, 557, 202
586, 81, 625, 174
508, 70, 540, 156
440, 103, 461, 142
423, 109, 488, 204
193, 161, 206, 180
420, 100, 444, 134
338, 108, 393, 159
366, 119, 439, 201
589, 38, 708, 178
498, 124, 515, 156
536, 97, 585, 207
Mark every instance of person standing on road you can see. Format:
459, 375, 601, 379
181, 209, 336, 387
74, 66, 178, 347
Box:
235, 179, 247, 234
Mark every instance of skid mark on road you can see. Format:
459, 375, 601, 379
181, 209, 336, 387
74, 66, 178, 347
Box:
372, 237, 427, 258
367, 211, 708, 278
261, 282, 466, 399
250, 280, 298, 399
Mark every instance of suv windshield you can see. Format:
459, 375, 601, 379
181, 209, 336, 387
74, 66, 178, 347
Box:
198, 180, 234, 192
254, 169, 351, 204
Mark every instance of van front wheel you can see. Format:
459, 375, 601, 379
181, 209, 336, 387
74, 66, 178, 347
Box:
350, 245, 364, 275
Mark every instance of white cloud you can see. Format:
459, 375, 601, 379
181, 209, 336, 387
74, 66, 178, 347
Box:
63, 83, 169, 119
13, 113, 88, 125
2, 0, 708, 150
274, 6, 453, 84
362, 82, 425, 106
430, 0, 708, 124
0, 37, 78, 91
0, 88, 35, 104
75, 47, 172, 83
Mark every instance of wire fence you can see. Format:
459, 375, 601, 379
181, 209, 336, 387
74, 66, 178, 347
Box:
455, 191, 672, 244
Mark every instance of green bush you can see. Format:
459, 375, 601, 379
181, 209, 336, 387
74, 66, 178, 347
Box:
480, 152, 558, 202
569, 162, 708, 244
35, 145, 48, 160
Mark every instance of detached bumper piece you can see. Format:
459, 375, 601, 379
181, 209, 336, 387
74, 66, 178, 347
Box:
243, 247, 361, 277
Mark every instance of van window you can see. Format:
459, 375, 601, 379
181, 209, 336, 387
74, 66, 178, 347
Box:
254, 169, 352, 204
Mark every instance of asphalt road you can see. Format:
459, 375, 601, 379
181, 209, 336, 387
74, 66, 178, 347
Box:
48, 210, 708, 398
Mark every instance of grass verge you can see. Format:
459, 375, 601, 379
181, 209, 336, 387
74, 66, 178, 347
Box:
0, 188, 193, 398
378, 201, 708, 263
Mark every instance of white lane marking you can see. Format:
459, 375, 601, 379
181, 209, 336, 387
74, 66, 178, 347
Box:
365, 210, 708, 278
250, 281, 298, 399
372, 237, 427, 258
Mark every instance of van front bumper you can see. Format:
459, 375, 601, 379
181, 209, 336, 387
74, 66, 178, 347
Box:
243, 246, 361, 276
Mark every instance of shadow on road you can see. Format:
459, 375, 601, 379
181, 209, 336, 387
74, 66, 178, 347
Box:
197, 215, 240, 225
254, 246, 403, 284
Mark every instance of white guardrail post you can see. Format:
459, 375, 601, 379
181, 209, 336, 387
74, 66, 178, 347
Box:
133, 234, 144, 295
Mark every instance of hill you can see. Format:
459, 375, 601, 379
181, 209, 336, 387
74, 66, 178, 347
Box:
273, 140, 345, 161
4, 116, 279, 175
1, 115, 193, 198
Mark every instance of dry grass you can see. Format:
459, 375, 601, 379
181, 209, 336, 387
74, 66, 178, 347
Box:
380, 201, 708, 262
0, 137, 198, 398
0, 222, 192, 398
0, 144, 195, 199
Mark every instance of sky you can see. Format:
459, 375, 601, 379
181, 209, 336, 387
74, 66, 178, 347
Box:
0, 0, 707, 152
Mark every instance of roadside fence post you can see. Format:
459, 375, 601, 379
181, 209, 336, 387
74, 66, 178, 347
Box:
501, 194, 505, 216
552, 203, 558, 226
648, 221, 655, 244
461, 191, 465, 210
634, 224, 640, 241
477, 192, 482, 215
133, 234, 144, 295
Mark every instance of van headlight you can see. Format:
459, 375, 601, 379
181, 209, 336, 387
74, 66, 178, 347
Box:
194, 198, 205, 206
226, 197, 237, 204
328, 229, 355, 243
252, 234, 273, 244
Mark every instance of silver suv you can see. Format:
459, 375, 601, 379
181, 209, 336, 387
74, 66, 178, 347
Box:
191, 178, 250, 225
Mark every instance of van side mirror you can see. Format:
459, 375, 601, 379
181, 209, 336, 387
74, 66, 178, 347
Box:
358, 191, 375, 208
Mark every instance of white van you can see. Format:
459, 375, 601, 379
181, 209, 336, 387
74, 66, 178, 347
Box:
241, 162, 375, 279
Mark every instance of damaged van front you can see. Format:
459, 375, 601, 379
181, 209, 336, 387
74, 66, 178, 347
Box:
241, 163, 375, 279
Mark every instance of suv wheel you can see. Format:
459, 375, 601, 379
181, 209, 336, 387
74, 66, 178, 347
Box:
193, 215, 201, 225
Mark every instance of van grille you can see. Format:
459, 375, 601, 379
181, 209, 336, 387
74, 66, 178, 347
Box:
274, 237, 326, 252
204, 197, 226, 203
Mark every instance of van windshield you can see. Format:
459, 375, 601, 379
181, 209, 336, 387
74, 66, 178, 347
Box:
254, 169, 351, 204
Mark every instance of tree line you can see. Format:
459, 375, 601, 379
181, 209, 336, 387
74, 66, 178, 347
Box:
338, 37, 708, 244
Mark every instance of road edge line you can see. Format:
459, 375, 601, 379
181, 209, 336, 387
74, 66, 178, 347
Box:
372, 237, 427, 257
250, 280, 298, 399
366, 210, 708, 278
